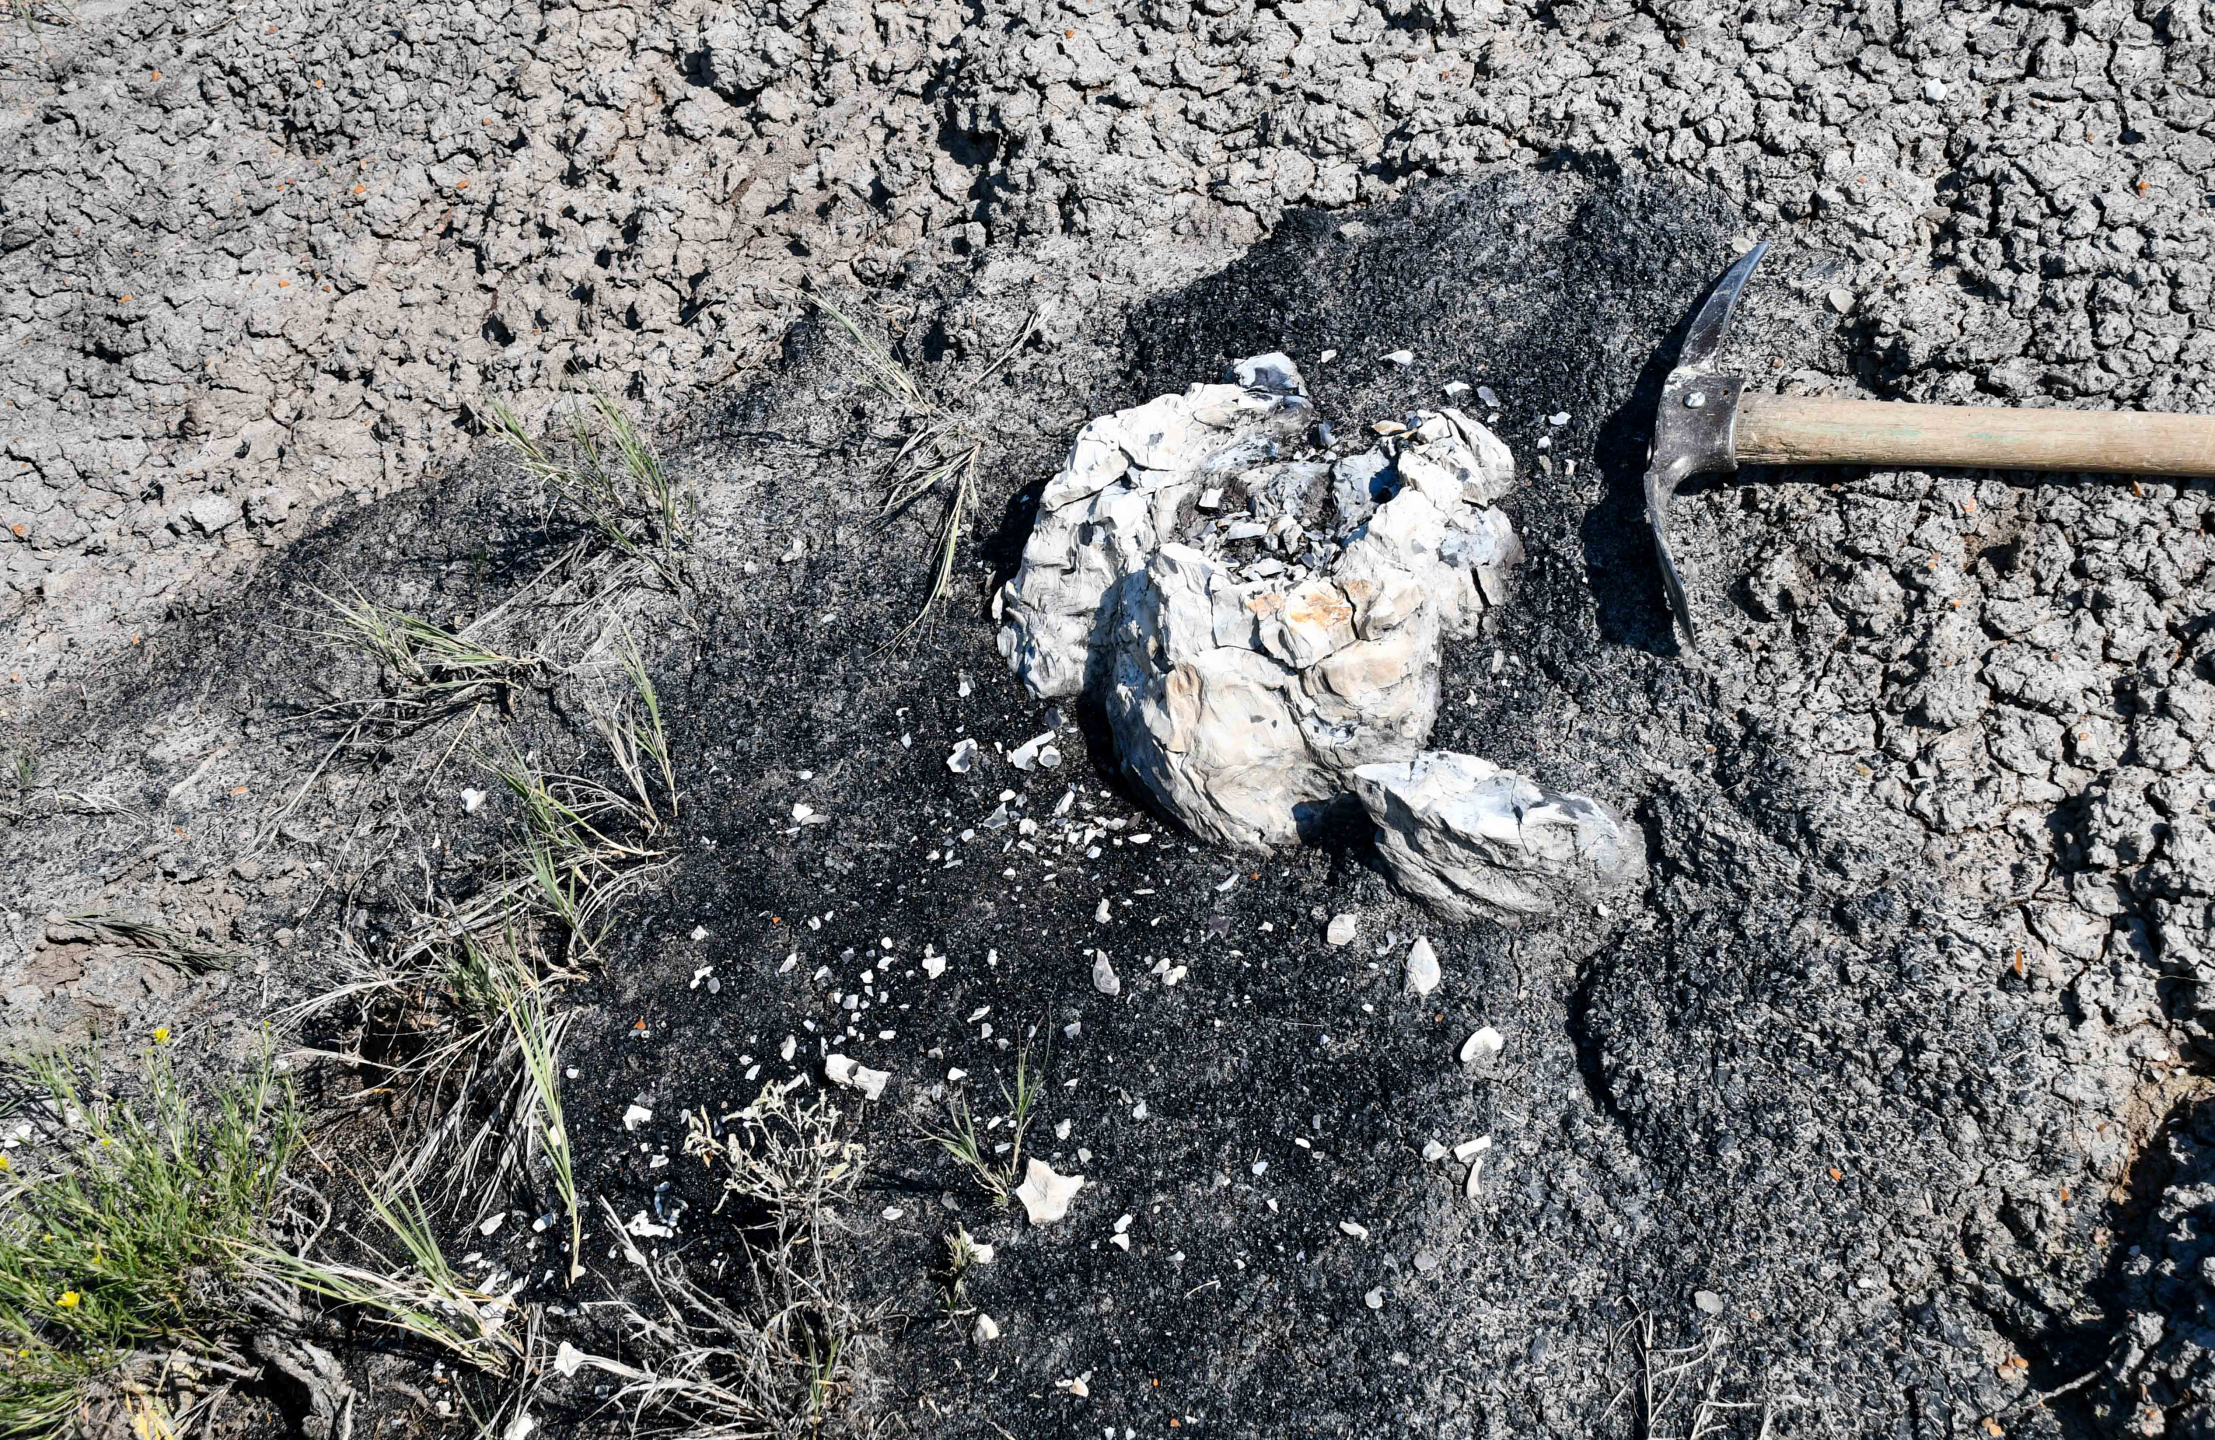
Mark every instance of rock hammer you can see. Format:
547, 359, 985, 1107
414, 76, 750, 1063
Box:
1644, 241, 2215, 647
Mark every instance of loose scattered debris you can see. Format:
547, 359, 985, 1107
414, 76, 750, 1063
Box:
946, 738, 978, 774
1326, 913, 1358, 946
1091, 953, 1122, 996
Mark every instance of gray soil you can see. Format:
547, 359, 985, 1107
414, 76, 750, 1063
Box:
5, 0, 2215, 1436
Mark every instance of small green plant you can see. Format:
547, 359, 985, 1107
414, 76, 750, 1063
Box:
493, 963, 580, 1285
488, 393, 691, 591
925, 1044, 1044, 1205
811, 296, 1036, 639
938, 1227, 989, 1317
484, 742, 666, 957
317, 588, 537, 723
253, 1184, 521, 1375
593, 629, 678, 831
11, 743, 33, 793
0, 1045, 299, 1434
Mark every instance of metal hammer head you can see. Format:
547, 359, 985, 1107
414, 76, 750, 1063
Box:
1642, 240, 1769, 649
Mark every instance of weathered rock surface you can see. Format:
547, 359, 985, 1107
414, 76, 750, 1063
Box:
1004, 367, 1522, 849
1354, 751, 1639, 924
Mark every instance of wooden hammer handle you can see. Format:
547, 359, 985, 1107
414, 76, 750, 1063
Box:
1736, 394, 2215, 476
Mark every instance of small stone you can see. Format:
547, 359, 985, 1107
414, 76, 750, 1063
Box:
274, 928, 296, 949
479, 1212, 506, 1237
1459, 1026, 1505, 1065
1365, 1288, 1386, 1310
1922, 78, 1947, 102
947, 738, 978, 774
1413, 1249, 1439, 1274
1476, 385, 1500, 408
1014, 1158, 1085, 1225
1421, 1139, 1448, 1162
461, 788, 487, 814
1381, 349, 1414, 366
923, 954, 947, 978
1695, 1289, 1725, 1315
1009, 731, 1058, 770
1095, 898, 1112, 924
690, 925, 708, 942
1326, 914, 1357, 947
1442, 381, 1469, 397
1109, 1232, 1131, 1251
973, 1313, 1001, 1342
1091, 953, 1121, 996
824, 1054, 890, 1101
622, 1103, 653, 1131
554, 1341, 585, 1378
1339, 1220, 1369, 1239
1404, 937, 1441, 996
1828, 288, 1857, 314
1546, 411, 1569, 426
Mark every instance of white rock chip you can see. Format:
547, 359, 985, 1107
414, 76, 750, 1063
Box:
1695, 1289, 1725, 1315
460, 787, 487, 814
824, 1054, 890, 1101
1353, 752, 1640, 924
947, 738, 978, 774
1013, 1158, 1085, 1225
973, 1313, 1001, 1342
1459, 1026, 1505, 1065
1339, 1220, 1370, 1239
1403, 937, 1441, 996
622, 1103, 653, 1132
1326, 913, 1357, 946
553, 1341, 586, 1378
1091, 952, 1122, 996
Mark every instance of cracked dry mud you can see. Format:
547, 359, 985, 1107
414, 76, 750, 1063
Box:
6, 0, 2215, 1436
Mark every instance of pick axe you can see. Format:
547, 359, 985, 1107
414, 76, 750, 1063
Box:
1643, 242, 2215, 647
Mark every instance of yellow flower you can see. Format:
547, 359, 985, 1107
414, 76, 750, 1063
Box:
56, 1292, 79, 1309
0, 1154, 10, 1171
152, 1027, 170, 1043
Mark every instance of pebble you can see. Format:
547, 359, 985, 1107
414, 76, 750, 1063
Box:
1365, 1288, 1385, 1310
1014, 1158, 1085, 1225
461, 787, 487, 814
1404, 937, 1441, 997
1095, 898, 1112, 924
554, 1342, 585, 1378
1922, 77, 1947, 102
479, 1212, 506, 1237
1459, 1026, 1505, 1065
1547, 411, 1570, 426
1695, 1289, 1725, 1315
1339, 1220, 1369, 1239
947, 738, 978, 773
1326, 914, 1357, 946
1413, 1250, 1439, 1274
1091, 953, 1122, 996
1476, 385, 1500, 408
274, 928, 296, 948
1318, 349, 1338, 362
1009, 730, 1059, 770
1381, 349, 1414, 366
1828, 288, 1857, 314
973, 1314, 1001, 1342
1109, 1233, 1131, 1252
1441, 381, 1470, 397
824, 1054, 890, 1101
1421, 1139, 1448, 1162
622, 1103, 653, 1131
690, 925, 708, 941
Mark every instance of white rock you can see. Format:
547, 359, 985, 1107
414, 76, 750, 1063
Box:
1095, 898, 1112, 924
1353, 752, 1640, 924
1326, 913, 1357, 946
479, 1212, 506, 1237
622, 1104, 653, 1132
1546, 411, 1570, 426
1452, 1136, 1492, 1163
460, 787, 487, 814
1338, 1220, 1369, 1239
1109, 1232, 1132, 1251
1459, 1026, 1505, 1064
1442, 381, 1470, 397
690, 925, 708, 941
553, 1341, 586, 1378
1695, 1289, 1725, 1315
1828, 288, 1857, 315
1421, 1139, 1449, 1162
1009, 731, 1058, 770
502, 1414, 536, 1440
1381, 349, 1414, 366
1922, 78, 1947, 102
1364, 1288, 1385, 1310
923, 954, 947, 978
1403, 937, 1441, 996
780, 1034, 797, 1061
1013, 1158, 1085, 1225
973, 1313, 1001, 1342
1091, 953, 1121, 996
625, 1210, 673, 1239
947, 738, 978, 774
824, 1054, 890, 1101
